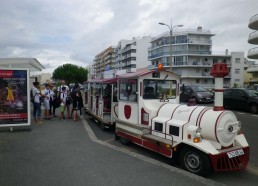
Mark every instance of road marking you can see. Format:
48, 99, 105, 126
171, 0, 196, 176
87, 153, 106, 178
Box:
251, 115, 258, 117
237, 112, 245, 115
104, 139, 115, 143
247, 165, 258, 176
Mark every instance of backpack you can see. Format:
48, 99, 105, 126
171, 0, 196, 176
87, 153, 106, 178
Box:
30, 89, 36, 103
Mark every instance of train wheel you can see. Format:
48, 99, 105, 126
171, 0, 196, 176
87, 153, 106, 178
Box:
119, 136, 131, 146
115, 133, 119, 140
180, 147, 211, 176
100, 122, 106, 130
250, 104, 258, 114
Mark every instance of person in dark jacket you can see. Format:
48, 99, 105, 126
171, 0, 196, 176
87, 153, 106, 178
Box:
71, 90, 83, 121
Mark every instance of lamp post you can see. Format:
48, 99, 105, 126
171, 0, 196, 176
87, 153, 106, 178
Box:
159, 22, 183, 96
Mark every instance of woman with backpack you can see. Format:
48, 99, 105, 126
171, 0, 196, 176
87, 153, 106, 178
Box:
71, 90, 83, 121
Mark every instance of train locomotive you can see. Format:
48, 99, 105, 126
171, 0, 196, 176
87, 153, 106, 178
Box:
85, 63, 249, 176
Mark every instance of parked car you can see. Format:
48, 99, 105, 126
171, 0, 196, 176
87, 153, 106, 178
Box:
223, 88, 258, 114
253, 84, 258, 91
180, 85, 214, 103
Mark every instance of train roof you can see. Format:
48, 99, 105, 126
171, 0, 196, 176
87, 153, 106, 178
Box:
118, 68, 180, 79
86, 68, 180, 83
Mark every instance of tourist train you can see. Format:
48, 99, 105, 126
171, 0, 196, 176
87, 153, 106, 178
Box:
84, 63, 249, 176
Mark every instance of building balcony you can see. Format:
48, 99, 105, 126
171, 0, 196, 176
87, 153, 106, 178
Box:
249, 14, 258, 30
148, 40, 212, 51
158, 62, 212, 67
248, 31, 258, 44
247, 47, 258, 59
180, 74, 231, 79
122, 45, 136, 53
247, 65, 258, 73
148, 51, 212, 60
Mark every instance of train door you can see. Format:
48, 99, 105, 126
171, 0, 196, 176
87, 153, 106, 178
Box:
94, 83, 101, 116
111, 84, 118, 124
83, 82, 88, 110
88, 83, 94, 113
118, 79, 138, 124
97, 83, 104, 118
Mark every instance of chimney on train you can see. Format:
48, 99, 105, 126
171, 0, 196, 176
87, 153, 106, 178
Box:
210, 63, 229, 111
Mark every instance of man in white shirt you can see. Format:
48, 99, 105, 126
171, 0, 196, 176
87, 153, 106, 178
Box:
43, 84, 51, 120
58, 80, 70, 119
49, 84, 56, 117
32, 82, 43, 124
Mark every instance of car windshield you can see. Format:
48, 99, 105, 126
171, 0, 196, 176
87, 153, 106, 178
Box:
143, 79, 177, 99
191, 86, 207, 92
245, 89, 258, 97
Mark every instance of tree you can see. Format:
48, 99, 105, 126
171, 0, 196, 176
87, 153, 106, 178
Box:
52, 63, 88, 85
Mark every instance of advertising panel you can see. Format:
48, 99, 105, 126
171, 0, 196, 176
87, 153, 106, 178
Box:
0, 69, 30, 126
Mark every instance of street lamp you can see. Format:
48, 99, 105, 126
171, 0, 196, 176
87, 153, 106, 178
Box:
159, 22, 183, 97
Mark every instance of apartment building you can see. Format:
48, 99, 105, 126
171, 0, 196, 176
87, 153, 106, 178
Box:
93, 46, 116, 78
247, 14, 258, 85
148, 27, 245, 88
115, 36, 151, 75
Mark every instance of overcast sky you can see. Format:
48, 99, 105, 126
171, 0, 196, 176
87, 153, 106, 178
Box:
0, 0, 257, 73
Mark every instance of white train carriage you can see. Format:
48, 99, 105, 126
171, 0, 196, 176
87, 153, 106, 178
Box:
86, 78, 118, 129
115, 65, 249, 176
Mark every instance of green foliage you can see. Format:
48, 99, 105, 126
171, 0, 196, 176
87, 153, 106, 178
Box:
233, 83, 238, 88
52, 63, 88, 85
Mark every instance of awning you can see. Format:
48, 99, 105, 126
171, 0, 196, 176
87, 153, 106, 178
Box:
0, 58, 45, 72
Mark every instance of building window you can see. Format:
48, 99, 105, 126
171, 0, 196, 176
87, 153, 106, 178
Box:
235, 69, 240, 74
235, 58, 240, 63
235, 79, 240, 82
196, 79, 200, 83
213, 59, 218, 64
203, 79, 208, 83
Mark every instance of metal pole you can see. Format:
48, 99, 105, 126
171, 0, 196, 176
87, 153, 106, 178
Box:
169, 29, 173, 97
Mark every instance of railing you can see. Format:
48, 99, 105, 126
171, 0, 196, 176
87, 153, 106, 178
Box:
151, 29, 212, 41
248, 47, 258, 54
148, 40, 212, 50
159, 62, 212, 66
249, 14, 258, 23
249, 30, 258, 38
247, 65, 258, 72
148, 51, 212, 59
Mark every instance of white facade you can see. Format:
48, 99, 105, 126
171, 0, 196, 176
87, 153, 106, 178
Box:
148, 28, 245, 88
116, 36, 151, 75
247, 14, 258, 84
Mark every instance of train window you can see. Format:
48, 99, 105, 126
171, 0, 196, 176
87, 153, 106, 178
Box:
119, 79, 137, 102
154, 122, 163, 132
94, 83, 102, 96
169, 126, 179, 136
143, 79, 177, 99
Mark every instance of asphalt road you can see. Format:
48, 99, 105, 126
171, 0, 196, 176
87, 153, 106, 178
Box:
0, 112, 218, 186
85, 106, 258, 186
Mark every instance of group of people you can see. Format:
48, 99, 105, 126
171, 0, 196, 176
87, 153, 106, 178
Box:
31, 80, 83, 124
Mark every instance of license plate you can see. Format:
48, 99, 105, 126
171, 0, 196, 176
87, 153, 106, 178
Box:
206, 98, 211, 100
227, 149, 244, 158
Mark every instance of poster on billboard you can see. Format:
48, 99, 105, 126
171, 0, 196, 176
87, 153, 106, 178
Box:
0, 69, 30, 127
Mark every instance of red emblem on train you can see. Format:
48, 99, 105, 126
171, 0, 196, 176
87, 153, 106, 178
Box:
124, 105, 131, 119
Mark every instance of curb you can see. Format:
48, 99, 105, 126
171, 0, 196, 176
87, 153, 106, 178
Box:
80, 115, 224, 186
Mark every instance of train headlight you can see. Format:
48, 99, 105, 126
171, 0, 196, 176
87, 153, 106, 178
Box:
195, 128, 202, 137
187, 126, 202, 143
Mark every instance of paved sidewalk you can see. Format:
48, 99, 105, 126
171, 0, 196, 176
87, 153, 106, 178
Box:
0, 112, 220, 186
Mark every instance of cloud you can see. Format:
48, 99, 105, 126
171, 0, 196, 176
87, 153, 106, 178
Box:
0, 0, 258, 72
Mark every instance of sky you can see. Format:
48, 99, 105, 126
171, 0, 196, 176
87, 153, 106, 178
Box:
0, 0, 257, 73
